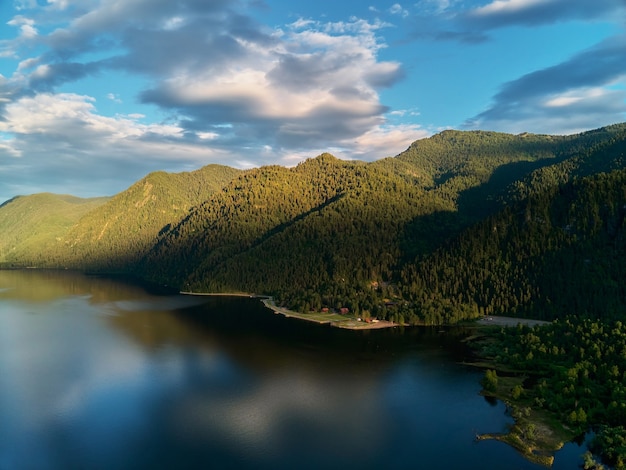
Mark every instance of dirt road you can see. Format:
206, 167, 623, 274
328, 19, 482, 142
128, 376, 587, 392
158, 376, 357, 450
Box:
476, 316, 550, 328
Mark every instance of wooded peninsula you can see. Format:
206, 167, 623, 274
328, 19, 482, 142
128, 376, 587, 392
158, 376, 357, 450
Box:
1, 123, 625, 467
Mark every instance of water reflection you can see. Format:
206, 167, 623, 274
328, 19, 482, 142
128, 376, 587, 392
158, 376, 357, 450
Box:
0, 271, 586, 469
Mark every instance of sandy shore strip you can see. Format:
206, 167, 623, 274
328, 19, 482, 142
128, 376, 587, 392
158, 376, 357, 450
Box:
261, 298, 398, 330
180, 291, 396, 329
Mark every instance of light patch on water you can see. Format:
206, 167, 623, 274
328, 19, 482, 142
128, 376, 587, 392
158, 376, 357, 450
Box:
106, 296, 209, 314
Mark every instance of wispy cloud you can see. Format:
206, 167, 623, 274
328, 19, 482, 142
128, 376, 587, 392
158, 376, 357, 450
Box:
405, 0, 625, 43
0, 93, 223, 198
389, 4, 409, 18
7, 16, 38, 39
465, 0, 625, 29
465, 34, 626, 133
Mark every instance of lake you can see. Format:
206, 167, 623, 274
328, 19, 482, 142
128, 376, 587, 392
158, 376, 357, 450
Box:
0, 270, 588, 469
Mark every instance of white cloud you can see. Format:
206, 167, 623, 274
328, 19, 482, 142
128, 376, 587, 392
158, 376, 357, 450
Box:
472, 0, 547, 17
7, 15, 38, 39
389, 3, 409, 18
541, 86, 623, 111
0, 138, 21, 158
46, 0, 71, 9
197, 132, 219, 140
106, 92, 122, 103
17, 57, 40, 72
0, 1, 433, 199
464, 34, 626, 134
344, 123, 429, 160
14, 0, 38, 11
465, 0, 625, 28
0, 93, 170, 138
134, 14, 407, 160
0, 93, 224, 198
544, 93, 584, 108
163, 16, 185, 31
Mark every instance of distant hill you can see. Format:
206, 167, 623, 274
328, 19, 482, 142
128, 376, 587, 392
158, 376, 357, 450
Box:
50, 164, 242, 271
1, 123, 625, 325
0, 164, 241, 270
0, 193, 109, 266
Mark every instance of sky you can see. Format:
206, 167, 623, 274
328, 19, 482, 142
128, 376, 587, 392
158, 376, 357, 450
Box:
0, 0, 625, 202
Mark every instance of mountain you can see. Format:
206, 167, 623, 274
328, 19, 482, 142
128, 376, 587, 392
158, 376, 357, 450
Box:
1, 123, 625, 325
0, 193, 109, 266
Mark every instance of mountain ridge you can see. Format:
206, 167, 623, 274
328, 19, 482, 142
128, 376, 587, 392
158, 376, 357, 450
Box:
1, 123, 624, 325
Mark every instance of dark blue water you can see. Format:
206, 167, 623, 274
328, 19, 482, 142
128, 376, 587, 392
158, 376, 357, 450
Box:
0, 271, 588, 469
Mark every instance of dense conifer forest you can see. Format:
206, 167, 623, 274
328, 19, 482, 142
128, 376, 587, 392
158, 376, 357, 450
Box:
2, 122, 626, 465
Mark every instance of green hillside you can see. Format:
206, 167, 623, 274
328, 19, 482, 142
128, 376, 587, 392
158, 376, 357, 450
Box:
0, 193, 109, 266
138, 153, 441, 296
0, 164, 241, 270
51, 164, 242, 271
401, 167, 626, 323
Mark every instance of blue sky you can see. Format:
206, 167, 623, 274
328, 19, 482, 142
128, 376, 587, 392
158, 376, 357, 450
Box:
0, 0, 625, 202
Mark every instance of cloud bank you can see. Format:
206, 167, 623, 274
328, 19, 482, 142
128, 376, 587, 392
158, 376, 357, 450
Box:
0, 0, 426, 200
0, 0, 624, 201
466, 33, 626, 133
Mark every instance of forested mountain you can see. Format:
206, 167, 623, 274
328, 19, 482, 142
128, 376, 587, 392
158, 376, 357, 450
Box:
137, 153, 440, 296
382, 126, 626, 323
51, 164, 242, 270
1, 123, 625, 326
0, 193, 109, 266
134, 123, 626, 325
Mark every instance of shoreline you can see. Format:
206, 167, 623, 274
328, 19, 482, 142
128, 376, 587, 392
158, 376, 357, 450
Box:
261, 298, 398, 330
180, 291, 398, 330
180, 291, 552, 331
180, 289, 568, 466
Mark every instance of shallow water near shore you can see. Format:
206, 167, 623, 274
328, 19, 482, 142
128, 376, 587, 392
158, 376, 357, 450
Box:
0, 270, 588, 469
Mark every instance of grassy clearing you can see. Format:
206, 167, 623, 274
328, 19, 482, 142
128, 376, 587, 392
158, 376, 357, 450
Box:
262, 299, 396, 329
262, 299, 348, 324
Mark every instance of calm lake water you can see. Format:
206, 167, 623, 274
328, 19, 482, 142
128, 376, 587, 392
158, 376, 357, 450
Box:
0, 271, 588, 469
